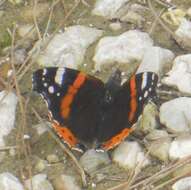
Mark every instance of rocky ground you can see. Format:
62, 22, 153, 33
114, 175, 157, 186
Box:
0, 0, 191, 189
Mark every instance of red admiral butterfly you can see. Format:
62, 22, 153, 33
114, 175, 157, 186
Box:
32, 67, 158, 152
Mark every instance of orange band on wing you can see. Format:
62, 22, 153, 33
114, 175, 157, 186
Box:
101, 128, 134, 150
52, 122, 78, 147
60, 72, 86, 119
128, 75, 137, 123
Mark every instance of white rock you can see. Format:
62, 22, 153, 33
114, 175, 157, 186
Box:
137, 46, 174, 76
92, 0, 130, 19
169, 136, 191, 160
0, 172, 24, 190
0, 91, 18, 138
93, 30, 153, 71
79, 149, 110, 174
162, 54, 191, 93
175, 18, 191, 48
25, 174, 53, 190
37, 25, 103, 69
53, 175, 80, 190
160, 97, 191, 133
112, 141, 150, 170
172, 176, 191, 190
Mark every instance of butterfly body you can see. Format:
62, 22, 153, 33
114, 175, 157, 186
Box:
32, 67, 158, 151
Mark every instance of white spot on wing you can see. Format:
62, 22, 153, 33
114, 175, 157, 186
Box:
144, 91, 148, 98
57, 92, 60, 96
43, 83, 48, 87
139, 96, 142, 101
152, 73, 155, 80
43, 69, 47, 76
48, 86, 54, 94
55, 68, 65, 85
141, 73, 148, 90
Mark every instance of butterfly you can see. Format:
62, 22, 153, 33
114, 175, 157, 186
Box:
32, 67, 158, 152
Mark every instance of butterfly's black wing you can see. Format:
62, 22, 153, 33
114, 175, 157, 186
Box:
33, 67, 105, 148
97, 72, 158, 150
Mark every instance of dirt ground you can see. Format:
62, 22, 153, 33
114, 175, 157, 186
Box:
0, 0, 191, 189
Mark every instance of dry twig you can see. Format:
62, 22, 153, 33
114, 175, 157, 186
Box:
32, 107, 87, 187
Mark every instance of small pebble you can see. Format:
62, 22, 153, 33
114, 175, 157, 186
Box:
109, 22, 122, 31
23, 134, 30, 139
46, 154, 59, 163
8, 0, 23, 5
9, 148, 16, 157
34, 159, 48, 172
146, 137, 171, 162
52, 174, 81, 190
112, 141, 150, 170
13, 49, 27, 65
25, 174, 53, 190
79, 149, 110, 174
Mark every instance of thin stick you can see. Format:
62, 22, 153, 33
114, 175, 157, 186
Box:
149, 8, 165, 35
43, 0, 60, 39
32, 107, 87, 187
81, 0, 90, 7
130, 156, 191, 189
147, 0, 176, 38
33, 0, 42, 40
10, 24, 33, 187
108, 148, 152, 190
42, 0, 81, 51
152, 0, 175, 8
152, 171, 191, 190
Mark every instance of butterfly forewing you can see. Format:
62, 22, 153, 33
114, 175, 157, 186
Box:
33, 67, 105, 142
